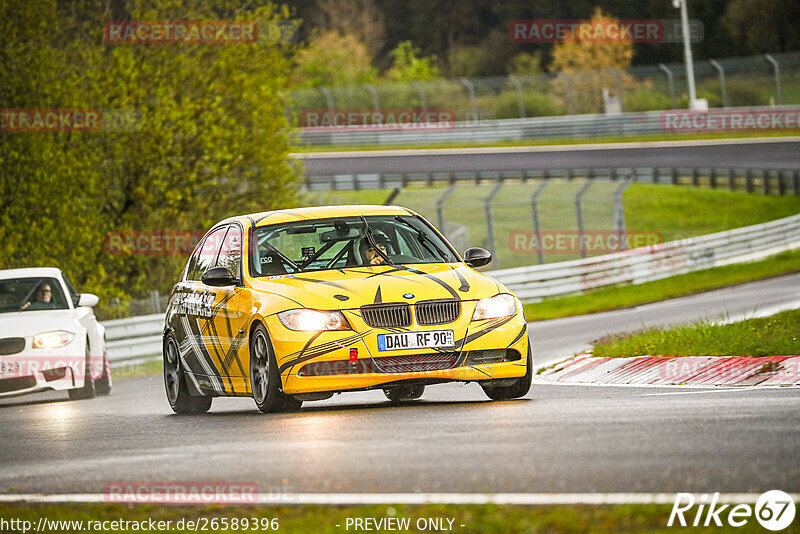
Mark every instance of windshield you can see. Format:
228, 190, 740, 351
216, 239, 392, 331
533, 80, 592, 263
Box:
0, 277, 69, 313
249, 215, 458, 276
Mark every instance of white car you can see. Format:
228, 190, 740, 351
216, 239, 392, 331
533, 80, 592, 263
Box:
0, 268, 111, 400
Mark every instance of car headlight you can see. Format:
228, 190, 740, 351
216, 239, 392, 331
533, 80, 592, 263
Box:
32, 331, 75, 349
278, 309, 350, 331
471, 294, 518, 321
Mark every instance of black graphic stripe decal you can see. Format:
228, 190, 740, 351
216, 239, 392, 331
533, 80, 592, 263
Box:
507, 324, 527, 347
279, 331, 372, 374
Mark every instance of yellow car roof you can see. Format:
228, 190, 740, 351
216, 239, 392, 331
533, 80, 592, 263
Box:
222, 205, 416, 228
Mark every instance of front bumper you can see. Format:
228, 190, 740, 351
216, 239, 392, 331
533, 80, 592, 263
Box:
266, 302, 530, 395
0, 347, 87, 398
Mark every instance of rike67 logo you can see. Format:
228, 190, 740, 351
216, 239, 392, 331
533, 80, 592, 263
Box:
668, 491, 796, 530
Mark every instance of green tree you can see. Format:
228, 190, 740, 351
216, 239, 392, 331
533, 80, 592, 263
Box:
292, 30, 377, 87
1, 0, 302, 315
385, 41, 440, 82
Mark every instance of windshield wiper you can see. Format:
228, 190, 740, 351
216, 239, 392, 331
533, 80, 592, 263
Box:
360, 216, 394, 265
394, 216, 450, 260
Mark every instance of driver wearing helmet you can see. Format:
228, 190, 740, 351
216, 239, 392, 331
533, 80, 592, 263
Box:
359, 231, 392, 265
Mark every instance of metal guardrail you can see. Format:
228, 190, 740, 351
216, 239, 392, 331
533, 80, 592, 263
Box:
299, 105, 800, 146
102, 214, 800, 362
491, 213, 800, 301
104, 313, 163, 364
305, 166, 800, 195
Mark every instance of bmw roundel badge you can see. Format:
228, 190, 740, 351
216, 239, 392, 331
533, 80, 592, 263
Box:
403, 293, 414, 299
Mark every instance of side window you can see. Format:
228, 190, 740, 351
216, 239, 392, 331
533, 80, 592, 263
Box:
185, 242, 204, 281
61, 272, 80, 307
193, 227, 228, 281
216, 225, 242, 279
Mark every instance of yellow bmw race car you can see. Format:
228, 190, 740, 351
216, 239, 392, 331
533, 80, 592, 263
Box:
162, 205, 531, 414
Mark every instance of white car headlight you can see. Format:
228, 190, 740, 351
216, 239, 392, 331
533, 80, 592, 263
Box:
471, 294, 518, 321
32, 330, 75, 349
278, 309, 350, 331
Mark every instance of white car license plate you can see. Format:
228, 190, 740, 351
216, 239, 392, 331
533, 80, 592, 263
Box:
0, 361, 22, 376
377, 330, 455, 351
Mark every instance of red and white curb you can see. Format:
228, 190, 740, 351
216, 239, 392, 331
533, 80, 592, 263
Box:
536, 353, 800, 387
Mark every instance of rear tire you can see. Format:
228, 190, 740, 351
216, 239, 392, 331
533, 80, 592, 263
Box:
69, 341, 96, 401
383, 385, 425, 402
163, 334, 212, 414
250, 324, 303, 413
481, 345, 532, 401
95, 350, 112, 396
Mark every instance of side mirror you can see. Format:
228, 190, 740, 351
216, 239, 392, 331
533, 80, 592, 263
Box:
464, 247, 492, 268
202, 266, 238, 287
77, 293, 99, 307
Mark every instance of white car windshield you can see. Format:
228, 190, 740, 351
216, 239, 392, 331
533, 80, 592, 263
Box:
0, 277, 69, 313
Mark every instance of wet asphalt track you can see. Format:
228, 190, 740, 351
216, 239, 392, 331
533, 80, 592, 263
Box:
1, 274, 798, 495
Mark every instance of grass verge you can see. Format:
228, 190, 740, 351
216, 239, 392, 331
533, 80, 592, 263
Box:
295, 131, 799, 153
593, 308, 800, 358
112, 358, 161, 380
0, 503, 779, 534
523, 249, 800, 322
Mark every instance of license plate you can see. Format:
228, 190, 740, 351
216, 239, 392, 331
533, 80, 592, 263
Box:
377, 330, 455, 351
0, 361, 22, 376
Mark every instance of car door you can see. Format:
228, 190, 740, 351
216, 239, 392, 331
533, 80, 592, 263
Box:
176, 225, 232, 395
201, 224, 250, 394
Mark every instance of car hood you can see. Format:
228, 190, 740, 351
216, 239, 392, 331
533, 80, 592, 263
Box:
0, 309, 81, 338
248, 263, 507, 310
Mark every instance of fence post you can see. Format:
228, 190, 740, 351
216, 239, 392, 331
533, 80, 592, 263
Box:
728, 168, 736, 191
575, 181, 593, 259
485, 182, 504, 269
436, 185, 456, 232
613, 179, 632, 251
778, 170, 786, 196
365, 85, 380, 112
460, 78, 478, 121
709, 59, 730, 108
795, 170, 800, 196
507, 74, 526, 118
412, 81, 428, 113
149, 290, 160, 314
762, 170, 770, 195
765, 54, 783, 105
562, 73, 575, 115
531, 181, 549, 265
319, 87, 335, 113
746, 169, 753, 193
658, 63, 676, 109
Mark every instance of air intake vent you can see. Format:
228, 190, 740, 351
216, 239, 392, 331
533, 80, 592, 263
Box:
0, 338, 25, 356
360, 303, 412, 328
415, 299, 461, 325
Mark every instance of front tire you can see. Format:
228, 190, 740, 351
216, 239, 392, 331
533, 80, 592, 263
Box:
250, 324, 302, 413
69, 341, 96, 401
383, 385, 425, 402
95, 350, 112, 396
481, 345, 532, 401
164, 334, 212, 414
